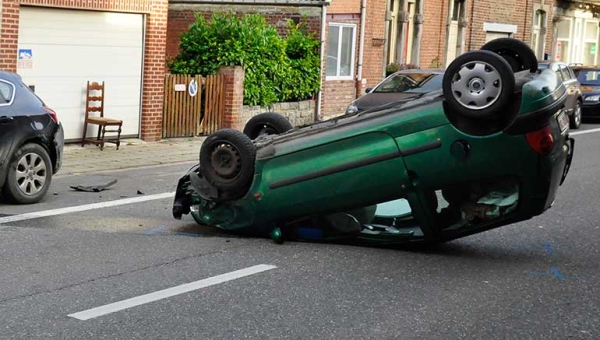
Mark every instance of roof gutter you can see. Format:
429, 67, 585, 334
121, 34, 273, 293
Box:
316, 0, 331, 121
168, 0, 328, 5
357, 0, 367, 81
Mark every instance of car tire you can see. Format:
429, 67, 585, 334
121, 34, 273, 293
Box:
2, 143, 53, 204
443, 50, 515, 119
243, 112, 293, 140
570, 101, 582, 129
480, 38, 538, 73
199, 128, 256, 200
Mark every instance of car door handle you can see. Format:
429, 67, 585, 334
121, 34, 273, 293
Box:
0, 116, 14, 124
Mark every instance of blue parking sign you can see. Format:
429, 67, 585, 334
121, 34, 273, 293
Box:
188, 79, 198, 97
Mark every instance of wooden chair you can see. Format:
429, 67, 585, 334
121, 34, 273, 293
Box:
81, 81, 123, 151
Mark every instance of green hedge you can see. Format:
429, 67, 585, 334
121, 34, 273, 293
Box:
168, 12, 321, 107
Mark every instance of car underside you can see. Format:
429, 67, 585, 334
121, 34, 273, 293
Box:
173, 38, 575, 246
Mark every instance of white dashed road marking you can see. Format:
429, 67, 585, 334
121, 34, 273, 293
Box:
0, 192, 175, 225
68, 264, 278, 320
570, 127, 600, 136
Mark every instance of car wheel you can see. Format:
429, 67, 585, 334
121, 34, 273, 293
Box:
443, 50, 515, 119
243, 112, 293, 140
2, 143, 53, 204
200, 129, 256, 200
570, 101, 582, 129
480, 38, 538, 73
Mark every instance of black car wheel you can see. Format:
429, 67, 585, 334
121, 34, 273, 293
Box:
200, 129, 256, 200
570, 101, 582, 129
480, 38, 538, 73
3, 143, 52, 204
443, 50, 515, 119
243, 112, 293, 140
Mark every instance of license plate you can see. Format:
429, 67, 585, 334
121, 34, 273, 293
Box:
557, 111, 569, 132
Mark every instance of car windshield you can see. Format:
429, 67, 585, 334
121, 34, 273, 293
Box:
373, 73, 443, 94
574, 69, 600, 86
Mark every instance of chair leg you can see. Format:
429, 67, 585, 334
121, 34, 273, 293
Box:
116, 123, 122, 150
96, 125, 102, 143
100, 124, 107, 151
81, 122, 88, 147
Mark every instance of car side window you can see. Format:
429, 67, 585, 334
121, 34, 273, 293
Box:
376, 75, 416, 93
0, 81, 14, 104
550, 64, 564, 81
567, 67, 577, 80
559, 65, 571, 81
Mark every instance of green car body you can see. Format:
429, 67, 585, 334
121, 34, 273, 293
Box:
173, 65, 574, 245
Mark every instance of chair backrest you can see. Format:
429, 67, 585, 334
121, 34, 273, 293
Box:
85, 81, 105, 119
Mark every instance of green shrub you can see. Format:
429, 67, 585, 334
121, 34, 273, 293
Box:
385, 62, 420, 77
168, 12, 321, 107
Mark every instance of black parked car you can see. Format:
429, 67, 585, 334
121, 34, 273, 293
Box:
572, 65, 600, 121
0, 71, 63, 204
346, 69, 444, 115
538, 61, 583, 129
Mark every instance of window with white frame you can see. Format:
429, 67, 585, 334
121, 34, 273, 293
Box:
326, 23, 357, 80
555, 18, 572, 62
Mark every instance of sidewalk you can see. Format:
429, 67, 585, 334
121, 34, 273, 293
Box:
58, 137, 206, 176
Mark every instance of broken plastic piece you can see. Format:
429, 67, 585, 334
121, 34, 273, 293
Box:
70, 179, 117, 192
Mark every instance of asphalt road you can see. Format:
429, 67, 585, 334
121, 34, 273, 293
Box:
0, 123, 599, 340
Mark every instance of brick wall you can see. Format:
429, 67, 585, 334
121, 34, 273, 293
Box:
466, 0, 555, 52
421, 0, 448, 68
141, 0, 169, 141
0, 0, 168, 141
217, 66, 245, 131
167, 3, 322, 62
329, 0, 360, 14
419, 0, 555, 68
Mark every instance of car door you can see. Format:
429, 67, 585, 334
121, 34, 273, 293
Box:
0, 80, 17, 169
559, 64, 578, 115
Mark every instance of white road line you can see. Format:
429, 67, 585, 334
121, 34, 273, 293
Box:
571, 127, 600, 136
68, 264, 277, 321
0, 192, 175, 225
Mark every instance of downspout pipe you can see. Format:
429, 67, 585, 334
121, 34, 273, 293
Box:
316, 2, 329, 121
382, 0, 392, 77
357, 0, 367, 82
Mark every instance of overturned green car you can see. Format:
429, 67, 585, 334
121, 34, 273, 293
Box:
173, 39, 574, 245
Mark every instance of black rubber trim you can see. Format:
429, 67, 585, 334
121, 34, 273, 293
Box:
269, 150, 402, 189
400, 139, 442, 156
505, 91, 567, 135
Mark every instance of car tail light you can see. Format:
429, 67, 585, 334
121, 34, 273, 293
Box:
526, 125, 554, 155
44, 106, 59, 123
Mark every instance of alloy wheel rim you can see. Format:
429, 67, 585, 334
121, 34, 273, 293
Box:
15, 152, 47, 196
451, 61, 502, 111
575, 104, 581, 126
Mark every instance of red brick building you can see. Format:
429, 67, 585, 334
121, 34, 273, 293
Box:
0, 0, 168, 142
389, 0, 556, 69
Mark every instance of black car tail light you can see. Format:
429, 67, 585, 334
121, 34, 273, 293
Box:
44, 106, 59, 124
526, 125, 554, 155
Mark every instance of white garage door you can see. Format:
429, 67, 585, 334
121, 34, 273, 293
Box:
18, 7, 144, 141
